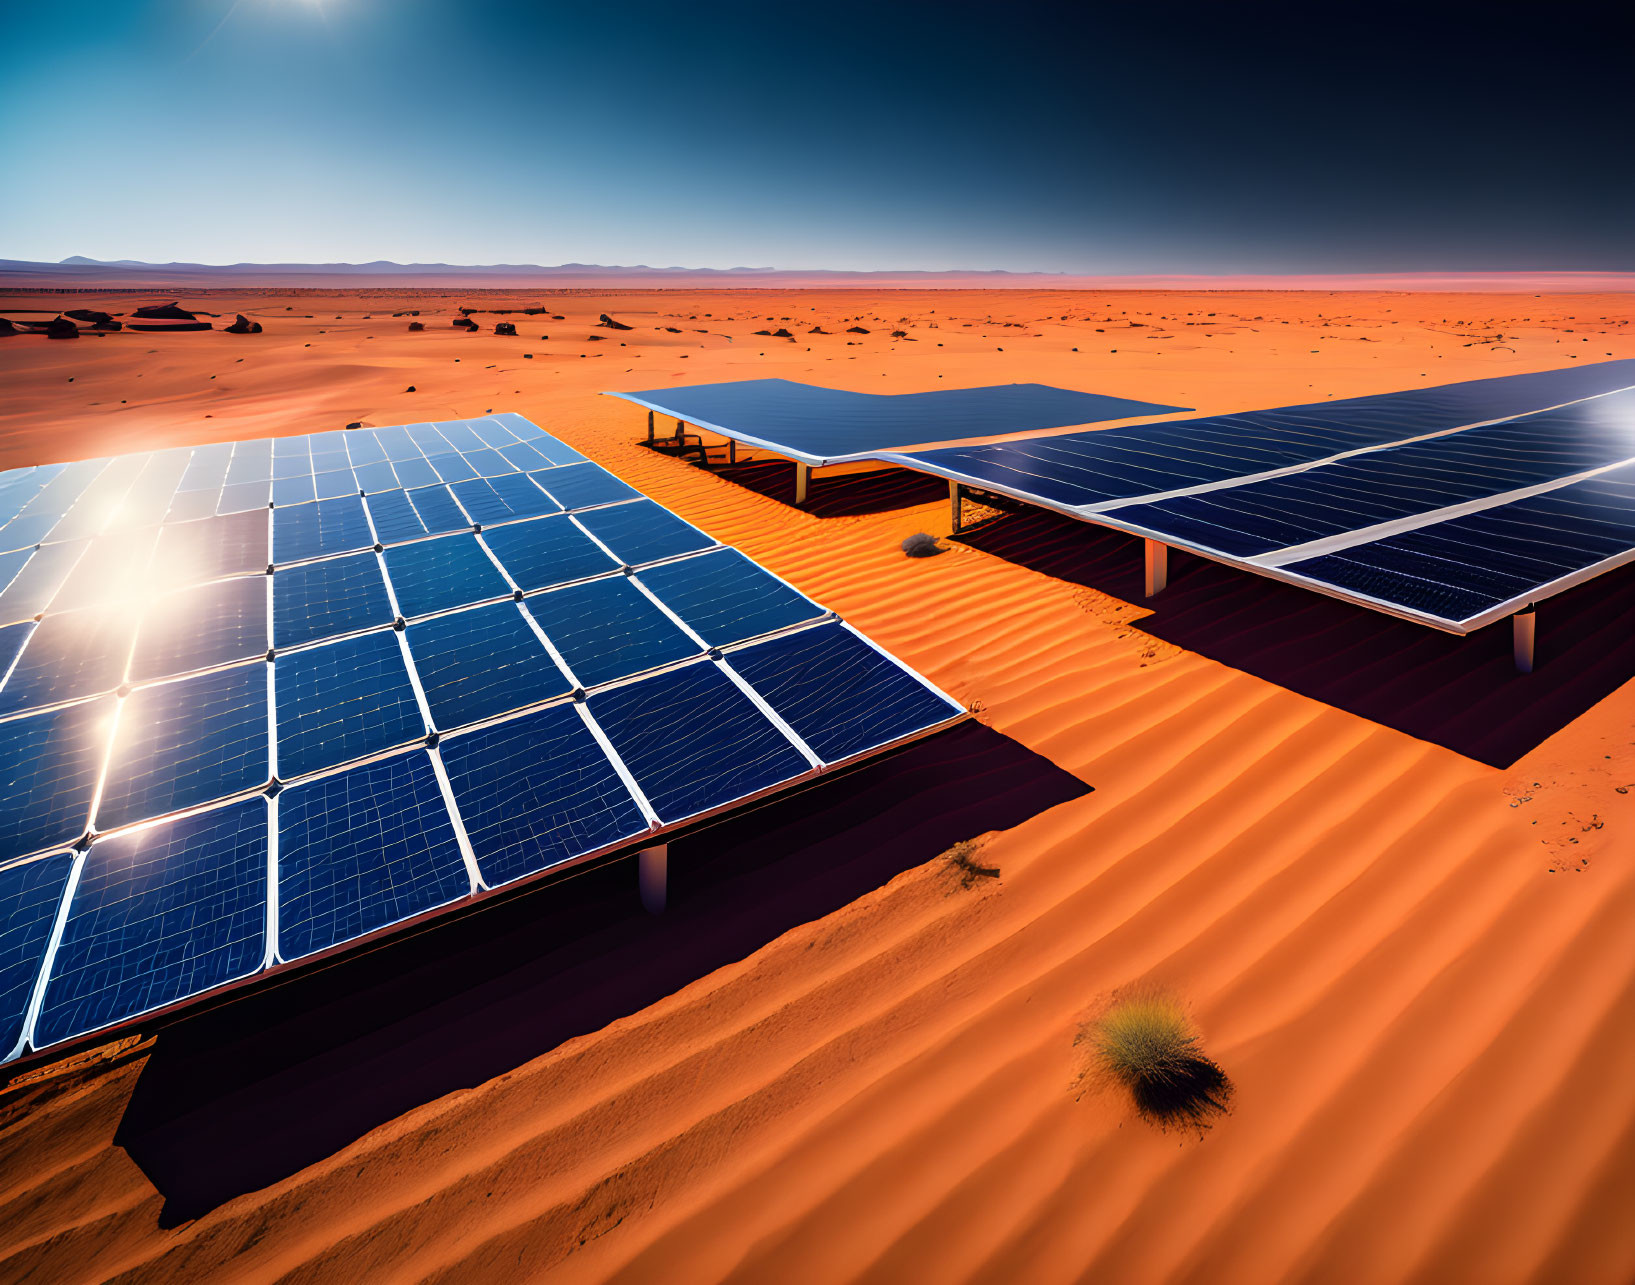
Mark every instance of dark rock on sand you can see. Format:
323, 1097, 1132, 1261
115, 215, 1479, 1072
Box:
772, 328, 794, 338
847, 326, 870, 334
453, 317, 478, 330
598, 313, 633, 330
408, 321, 425, 331
223, 314, 263, 334
901, 532, 944, 558
133, 302, 197, 320
494, 322, 517, 336
0, 319, 18, 337
405, 385, 417, 392
809, 326, 829, 334
65, 309, 114, 325
46, 317, 80, 339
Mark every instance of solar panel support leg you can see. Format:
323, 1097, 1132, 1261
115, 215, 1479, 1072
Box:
639, 844, 668, 913
1144, 540, 1168, 597
729, 439, 737, 465
647, 410, 654, 444
950, 481, 962, 535
795, 463, 810, 506
1513, 607, 1535, 673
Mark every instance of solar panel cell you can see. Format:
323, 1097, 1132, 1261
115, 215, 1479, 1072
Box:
272, 495, 373, 564
151, 510, 269, 590
382, 533, 511, 617
97, 662, 270, 830
405, 601, 571, 728
441, 704, 649, 888
572, 500, 715, 567
587, 659, 810, 823
33, 799, 267, 1048
727, 623, 960, 763
276, 751, 470, 962
525, 577, 699, 687
451, 474, 559, 525
0, 699, 112, 862
0, 608, 135, 717
479, 513, 620, 591
274, 630, 426, 778
129, 576, 268, 683
272, 552, 393, 648
634, 548, 823, 647
529, 462, 641, 511
0, 852, 74, 1056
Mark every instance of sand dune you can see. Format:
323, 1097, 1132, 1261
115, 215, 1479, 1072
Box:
0, 288, 1630, 1283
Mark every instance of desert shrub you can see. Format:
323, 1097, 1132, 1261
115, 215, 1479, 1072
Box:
1085, 994, 1232, 1128
943, 839, 1000, 888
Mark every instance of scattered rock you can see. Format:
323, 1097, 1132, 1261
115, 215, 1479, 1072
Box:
133, 302, 196, 320
223, 314, 262, 334
901, 532, 944, 558
809, 326, 829, 334
664, 326, 682, 333
847, 326, 870, 334
46, 317, 80, 339
0, 319, 20, 337
494, 321, 517, 336
405, 385, 417, 392
452, 317, 478, 330
753, 329, 772, 336
772, 328, 794, 338
65, 309, 113, 325
890, 330, 908, 339
598, 313, 633, 330
407, 321, 424, 331
345, 421, 363, 430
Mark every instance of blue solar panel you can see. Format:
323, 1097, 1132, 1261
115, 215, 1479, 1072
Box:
46, 529, 161, 614
587, 659, 810, 823
0, 620, 32, 683
498, 441, 554, 472
0, 541, 86, 624
0, 608, 135, 718
151, 510, 269, 590
276, 751, 470, 962
1107, 388, 1635, 558
218, 480, 272, 515
728, 623, 960, 763
0, 699, 108, 861
530, 462, 641, 511
471, 418, 520, 449
313, 469, 358, 501
353, 461, 401, 494
494, 415, 587, 463
572, 500, 716, 566
427, 453, 478, 484
525, 577, 699, 688
271, 474, 318, 506
274, 630, 425, 778
272, 453, 311, 480
272, 551, 394, 648
1284, 460, 1635, 625
165, 488, 218, 523
129, 576, 268, 683
97, 662, 270, 830
479, 514, 621, 592
451, 474, 560, 525
441, 703, 648, 888
461, 448, 517, 478
634, 548, 824, 647
366, 485, 472, 546
891, 361, 1635, 510
382, 533, 512, 617
50, 455, 148, 544
344, 431, 387, 466
374, 427, 420, 462
609, 378, 1192, 465
404, 601, 570, 728
0, 548, 34, 599
391, 457, 441, 490
225, 443, 273, 486
33, 799, 267, 1048
0, 853, 73, 1056
272, 495, 374, 564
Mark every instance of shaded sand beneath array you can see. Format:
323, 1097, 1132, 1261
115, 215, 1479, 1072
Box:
0, 288, 1631, 1285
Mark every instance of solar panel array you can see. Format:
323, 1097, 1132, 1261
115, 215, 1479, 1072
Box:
883, 362, 1635, 631
605, 379, 1190, 466
0, 416, 963, 1061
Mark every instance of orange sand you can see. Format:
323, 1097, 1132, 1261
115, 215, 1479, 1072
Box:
0, 289, 1631, 1284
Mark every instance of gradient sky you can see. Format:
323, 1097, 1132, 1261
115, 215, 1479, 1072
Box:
1, 0, 1628, 274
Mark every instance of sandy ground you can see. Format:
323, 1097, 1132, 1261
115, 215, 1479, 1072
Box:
0, 288, 1631, 1284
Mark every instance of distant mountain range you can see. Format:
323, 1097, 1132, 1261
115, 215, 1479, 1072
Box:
2, 257, 1631, 292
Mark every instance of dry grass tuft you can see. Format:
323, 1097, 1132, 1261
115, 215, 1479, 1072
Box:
942, 839, 1000, 888
1083, 994, 1232, 1130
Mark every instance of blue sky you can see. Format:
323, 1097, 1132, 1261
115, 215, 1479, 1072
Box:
1, 0, 1628, 273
